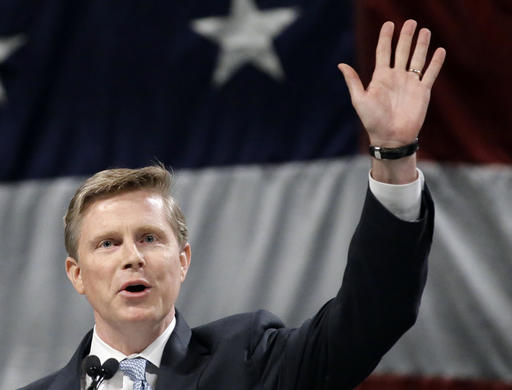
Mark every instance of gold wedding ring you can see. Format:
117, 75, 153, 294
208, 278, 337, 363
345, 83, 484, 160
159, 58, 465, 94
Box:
408, 68, 423, 78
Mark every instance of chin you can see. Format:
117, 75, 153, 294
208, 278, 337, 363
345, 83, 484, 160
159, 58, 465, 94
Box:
119, 308, 159, 324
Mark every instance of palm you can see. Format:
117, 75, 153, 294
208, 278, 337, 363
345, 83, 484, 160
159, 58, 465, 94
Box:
358, 67, 430, 145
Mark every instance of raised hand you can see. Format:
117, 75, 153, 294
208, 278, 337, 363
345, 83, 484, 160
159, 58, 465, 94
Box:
338, 20, 446, 184
338, 19, 446, 148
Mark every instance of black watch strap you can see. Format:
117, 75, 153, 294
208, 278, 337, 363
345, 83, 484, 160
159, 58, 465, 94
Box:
369, 138, 419, 160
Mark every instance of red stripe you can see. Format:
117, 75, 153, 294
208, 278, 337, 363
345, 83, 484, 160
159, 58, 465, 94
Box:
357, 374, 512, 389
356, 0, 512, 164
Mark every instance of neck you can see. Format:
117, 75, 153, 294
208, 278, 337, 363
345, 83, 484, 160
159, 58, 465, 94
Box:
94, 310, 174, 355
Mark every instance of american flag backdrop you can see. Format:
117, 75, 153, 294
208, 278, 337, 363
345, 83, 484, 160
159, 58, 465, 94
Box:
0, 0, 511, 389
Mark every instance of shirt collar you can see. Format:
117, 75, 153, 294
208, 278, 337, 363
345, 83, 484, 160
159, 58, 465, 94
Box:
89, 316, 176, 368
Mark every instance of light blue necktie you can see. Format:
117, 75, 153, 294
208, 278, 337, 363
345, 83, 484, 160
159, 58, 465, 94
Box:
119, 358, 152, 390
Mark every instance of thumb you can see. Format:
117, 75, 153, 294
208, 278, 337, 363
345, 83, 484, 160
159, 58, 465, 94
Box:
337, 63, 364, 103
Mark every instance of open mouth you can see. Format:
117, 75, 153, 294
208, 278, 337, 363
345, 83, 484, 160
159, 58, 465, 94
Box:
125, 285, 147, 293
120, 280, 151, 295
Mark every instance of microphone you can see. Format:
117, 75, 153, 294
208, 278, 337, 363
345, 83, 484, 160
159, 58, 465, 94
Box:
82, 355, 101, 378
101, 358, 120, 380
82, 355, 119, 390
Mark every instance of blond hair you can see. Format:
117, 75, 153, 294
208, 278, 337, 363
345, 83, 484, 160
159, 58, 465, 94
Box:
64, 164, 188, 259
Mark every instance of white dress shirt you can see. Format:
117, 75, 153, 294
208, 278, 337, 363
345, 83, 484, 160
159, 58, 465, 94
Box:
369, 168, 424, 222
85, 317, 175, 390
82, 171, 424, 389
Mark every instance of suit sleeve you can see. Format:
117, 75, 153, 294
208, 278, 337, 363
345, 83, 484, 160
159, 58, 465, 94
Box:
253, 186, 434, 390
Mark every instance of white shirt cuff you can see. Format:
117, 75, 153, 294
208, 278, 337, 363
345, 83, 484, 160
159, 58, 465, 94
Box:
368, 169, 424, 222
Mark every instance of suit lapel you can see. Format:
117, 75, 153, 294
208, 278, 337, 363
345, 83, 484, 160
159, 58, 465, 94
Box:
48, 330, 92, 390
156, 310, 210, 390
44, 313, 210, 390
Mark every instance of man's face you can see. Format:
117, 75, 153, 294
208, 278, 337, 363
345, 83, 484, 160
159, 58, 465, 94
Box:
65, 190, 190, 334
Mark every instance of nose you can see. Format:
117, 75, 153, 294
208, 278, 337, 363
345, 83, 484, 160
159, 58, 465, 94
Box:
122, 241, 146, 270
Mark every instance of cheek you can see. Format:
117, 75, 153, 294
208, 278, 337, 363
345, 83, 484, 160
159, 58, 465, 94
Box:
156, 258, 183, 291
81, 261, 115, 292
160, 263, 181, 285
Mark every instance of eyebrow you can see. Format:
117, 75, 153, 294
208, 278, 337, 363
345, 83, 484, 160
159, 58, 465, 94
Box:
86, 231, 121, 248
135, 225, 169, 239
86, 225, 169, 246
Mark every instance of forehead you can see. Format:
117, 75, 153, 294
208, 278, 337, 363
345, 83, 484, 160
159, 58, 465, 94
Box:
80, 190, 168, 230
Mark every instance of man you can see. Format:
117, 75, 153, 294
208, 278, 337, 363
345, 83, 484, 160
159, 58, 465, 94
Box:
20, 19, 445, 390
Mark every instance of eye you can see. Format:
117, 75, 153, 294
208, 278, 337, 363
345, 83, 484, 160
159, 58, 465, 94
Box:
143, 234, 156, 243
99, 240, 113, 248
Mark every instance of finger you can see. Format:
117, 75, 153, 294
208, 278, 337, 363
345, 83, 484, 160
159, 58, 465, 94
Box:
422, 47, 446, 89
375, 21, 394, 69
409, 28, 431, 73
394, 19, 417, 69
338, 63, 365, 103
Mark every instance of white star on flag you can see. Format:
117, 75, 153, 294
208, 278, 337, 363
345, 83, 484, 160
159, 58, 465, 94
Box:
0, 34, 26, 104
191, 0, 300, 86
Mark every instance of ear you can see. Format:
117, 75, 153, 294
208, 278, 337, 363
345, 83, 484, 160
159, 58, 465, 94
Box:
65, 256, 85, 295
179, 243, 191, 282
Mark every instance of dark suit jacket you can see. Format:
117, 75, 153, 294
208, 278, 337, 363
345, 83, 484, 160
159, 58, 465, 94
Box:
20, 188, 434, 390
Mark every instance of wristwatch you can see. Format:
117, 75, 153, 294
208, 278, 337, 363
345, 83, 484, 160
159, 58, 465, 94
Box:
369, 138, 419, 160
